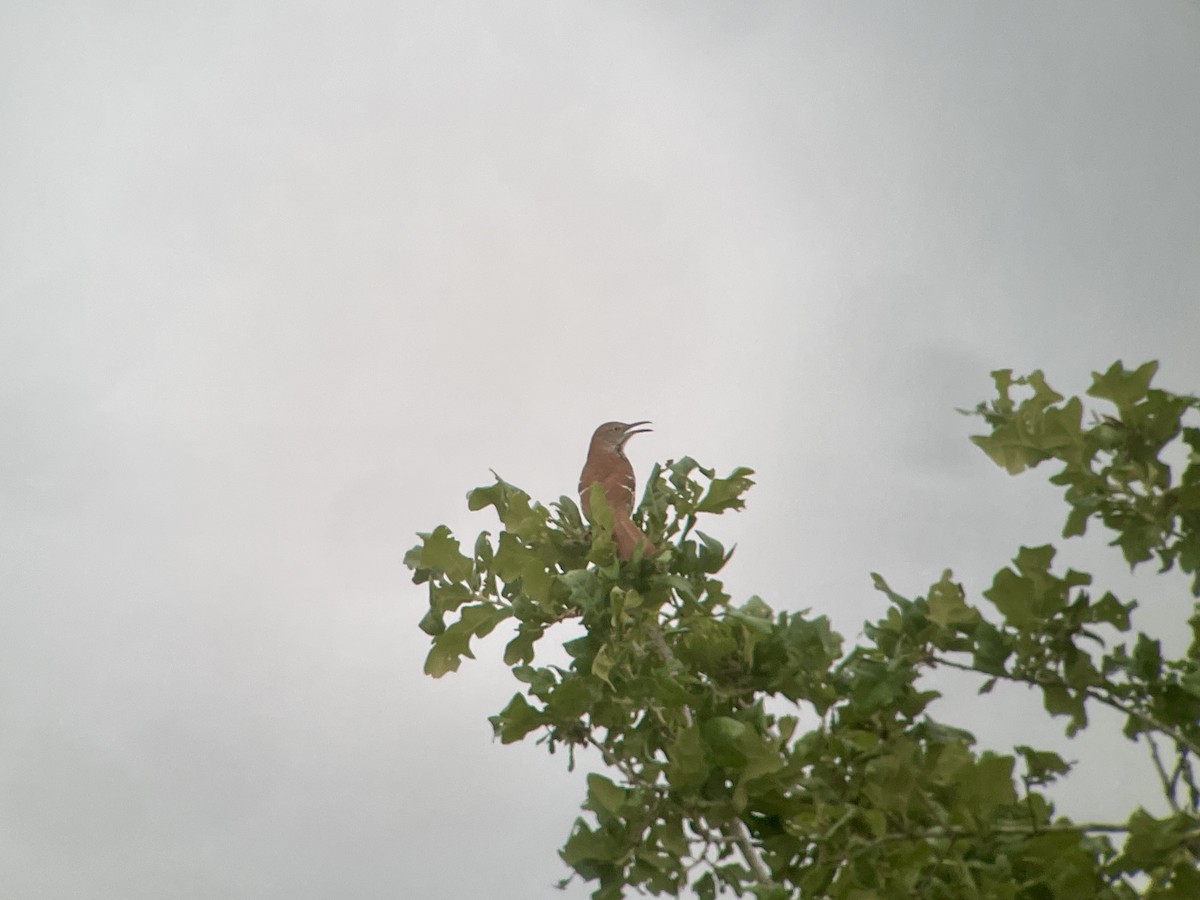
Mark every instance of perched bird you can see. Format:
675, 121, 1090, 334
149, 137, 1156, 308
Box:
578, 421, 656, 560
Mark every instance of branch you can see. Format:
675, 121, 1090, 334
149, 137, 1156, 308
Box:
585, 735, 650, 788
1083, 693, 1200, 759
644, 621, 677, 667
730, 817, 773, 883
863, 821, 1134, 846
929, 654, 1200, 759
643, 620, 773, 885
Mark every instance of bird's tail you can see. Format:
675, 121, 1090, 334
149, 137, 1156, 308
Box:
613, 515, 655, 561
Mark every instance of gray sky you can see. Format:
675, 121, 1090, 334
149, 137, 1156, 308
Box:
3, 3, 1200, 897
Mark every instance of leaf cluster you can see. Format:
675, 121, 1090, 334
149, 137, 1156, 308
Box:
967, 362, 1200, 593
406, 362, 1200, 898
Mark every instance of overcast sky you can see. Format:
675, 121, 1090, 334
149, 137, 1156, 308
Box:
4, 3, 1200, 898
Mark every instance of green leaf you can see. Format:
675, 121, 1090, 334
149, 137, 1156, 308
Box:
1180, 669, 1200, 700
1040, 682, 1087, 733
468, 475, 540, 526
984, 545, 1076, 629
545, 676, 602, 719
1091, 592, 1135, 631
967, 369, 1090, 476
412, 526, 474, 582
402, 543, 424, 574
972, 621, 1013, 674
1014, 543, 1058, 575
494, 532, 555, 606
418, 606, 445, 636
558, 568, 606, 616
563, 634, 594, 660
870, 572, 910, 607
970, 431, 1044, 476
553, 494, 585, 529
586, 773, 627, 817
561, 818, 623, 867
1087, 360, 1159, 413
1131, 633, 1162, 681
584, 482, 614, 528
984, 566, 1037, 629
420, 581, 476, 637
927, 570, 978, 628
930, 741, 973, 786
1063, 504, 1091, 538
489, 692, 545, 743
702, 717, 748, 769
665, 725, 708, 793
1159, 683, 1200, 730
1026, 369, 1065, 406
1041, 395, 1085, 459
591, 643, 617, 686
423, 603, 509, 677
695, 530, 730, 573
1015, 745, 1072, 784
656, 815, 689, 857
504, 623, 544, 666
1165, 860, 1200, 897
473, 530, 494, 563
680, 618, 739, 670
1115, 808, 1196, 874
739, 595, 773, 619
957, 752, 1017, 814
862, 808, 888, 838
697, 467, 756, 514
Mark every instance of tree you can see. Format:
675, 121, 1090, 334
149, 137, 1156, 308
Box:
405, 361, 1200, 899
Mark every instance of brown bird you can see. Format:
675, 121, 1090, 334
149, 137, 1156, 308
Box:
578, 421, 656, 560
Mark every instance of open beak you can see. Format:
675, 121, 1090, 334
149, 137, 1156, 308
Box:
620, 421, 652, 444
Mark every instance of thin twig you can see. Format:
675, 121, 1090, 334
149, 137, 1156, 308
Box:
820, 809, 856, 843
585, 735, 647, 787
1146, 734, 1182, 814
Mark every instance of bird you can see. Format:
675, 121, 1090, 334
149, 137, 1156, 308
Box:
578, 421, 656, 560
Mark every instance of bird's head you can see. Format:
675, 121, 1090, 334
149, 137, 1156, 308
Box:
590, 420, 652, 451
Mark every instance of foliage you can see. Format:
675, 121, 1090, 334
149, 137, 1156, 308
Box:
406, 361, 1200, 898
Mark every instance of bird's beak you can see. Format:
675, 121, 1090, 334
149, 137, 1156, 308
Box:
620, 421, 652, 442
